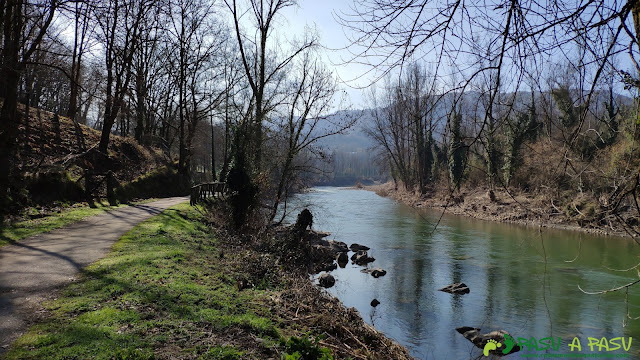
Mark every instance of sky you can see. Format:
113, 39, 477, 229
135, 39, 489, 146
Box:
56, 0, 637, 113
274, 0, 638, 112
276, 0, 372, 109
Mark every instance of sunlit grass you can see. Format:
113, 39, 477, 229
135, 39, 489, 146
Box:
0, 201, 125, 246
0, 198, 158, 247
5, 204, 278, 359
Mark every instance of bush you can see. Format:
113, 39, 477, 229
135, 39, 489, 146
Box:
281, 334, 333, 360
115, 166, 189, 202
25, 171, 84, 205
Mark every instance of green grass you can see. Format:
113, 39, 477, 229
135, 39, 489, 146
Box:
0, 201, 126, 246
0, 199, 160, 247
5, 203, 282, 359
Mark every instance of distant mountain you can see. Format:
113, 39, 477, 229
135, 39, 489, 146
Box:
314, 109, 375, 152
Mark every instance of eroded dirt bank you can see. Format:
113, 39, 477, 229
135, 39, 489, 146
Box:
365, 182, 637, 239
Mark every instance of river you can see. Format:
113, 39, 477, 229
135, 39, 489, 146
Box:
283, 187, 640, 359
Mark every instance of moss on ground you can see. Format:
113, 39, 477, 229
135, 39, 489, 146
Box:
115, 166, 189, 203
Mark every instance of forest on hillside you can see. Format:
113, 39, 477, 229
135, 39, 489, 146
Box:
364, 62, 640, 234
0, 0, 355, 225
338, 1, 640, 237
1, 0, 640, 235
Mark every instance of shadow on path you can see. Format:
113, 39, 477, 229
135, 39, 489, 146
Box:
0, 196, 188, 354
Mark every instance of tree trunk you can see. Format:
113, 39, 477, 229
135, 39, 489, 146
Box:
0, 0, 23, 209
210, 116, 216, 181
98, 65, 115, 153
134, 72, 145, 143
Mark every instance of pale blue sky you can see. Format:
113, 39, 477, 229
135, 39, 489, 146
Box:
275, 0, 637, 111
277, 0, 371, 109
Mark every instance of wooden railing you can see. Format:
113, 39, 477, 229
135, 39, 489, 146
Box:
190, 182, 226, 205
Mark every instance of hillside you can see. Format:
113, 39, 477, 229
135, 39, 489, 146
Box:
358, 86, 640, 238
9, 101, 177, 209
310, 110, 384, 186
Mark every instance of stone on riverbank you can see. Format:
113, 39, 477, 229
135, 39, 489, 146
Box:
319, 262, 337, 272
349, 243, 370, 251
318, 273, 336, 288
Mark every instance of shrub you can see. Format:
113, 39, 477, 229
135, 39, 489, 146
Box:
115, 166, 189, 202
281, 334, 333, 360
25, 171, 84, 205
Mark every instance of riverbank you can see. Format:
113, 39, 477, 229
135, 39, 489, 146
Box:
4, 203, 412, 359
365, 182, 636, 239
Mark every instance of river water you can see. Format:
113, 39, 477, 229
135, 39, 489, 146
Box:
283, 187, 640, 359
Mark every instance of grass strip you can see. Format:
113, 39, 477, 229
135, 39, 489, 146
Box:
0, 199, 159, 247
5, 203, 412, 359
4, 204, 289, 359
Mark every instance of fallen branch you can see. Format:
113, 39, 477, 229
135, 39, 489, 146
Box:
605, 260, 640, 272
564, 237, 583, 263
578, 279, 640, 295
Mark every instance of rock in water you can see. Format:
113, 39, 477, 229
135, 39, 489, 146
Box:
371, 268, 387, 278
319, 262, 337, 272
370, 299, 380, 307
349, 243, 370, 252
362, 268, 387, 278
456, 327, 521, 356
351, 250, 375, 265
318, 273, 335, 288
439, 282, 470, 294
336, 252, 348, 268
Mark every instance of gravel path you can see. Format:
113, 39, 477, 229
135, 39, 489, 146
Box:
0, 197, 189, 353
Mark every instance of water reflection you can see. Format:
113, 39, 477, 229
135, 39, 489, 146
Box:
284, 187, 640, 359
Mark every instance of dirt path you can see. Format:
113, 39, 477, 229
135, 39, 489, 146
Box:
0, 197, 189, 353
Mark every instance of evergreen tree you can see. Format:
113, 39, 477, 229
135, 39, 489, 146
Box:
448, 109, 466, 191
503, 94, 539, 186
551, 87, 581, 128
484, 115, 501, 188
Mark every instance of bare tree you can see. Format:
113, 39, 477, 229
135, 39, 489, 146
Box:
0, 0, 61, 210
222, 0, 325, 228
65, 0, 94, 123
365, 79, 415, 190
130, 0, 161, 145
268, 52, 355, 222
94, 0, 148, 154
224, 0, 316, 171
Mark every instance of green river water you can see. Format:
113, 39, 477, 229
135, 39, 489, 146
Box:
285, 187, 640, 359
